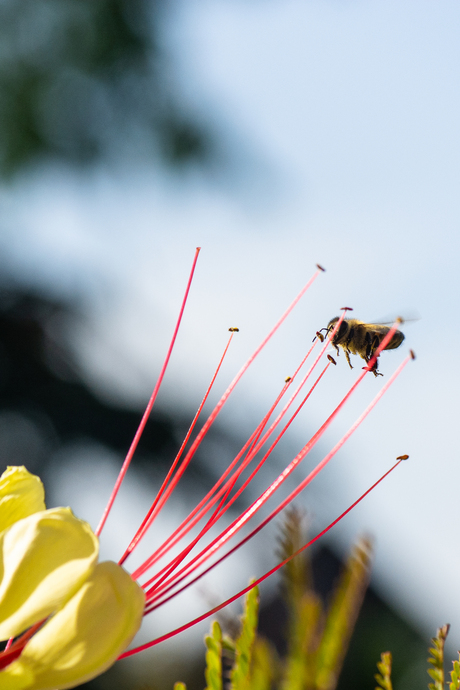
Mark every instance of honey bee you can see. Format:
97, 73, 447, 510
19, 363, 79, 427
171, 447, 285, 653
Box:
316, 317, 405, 377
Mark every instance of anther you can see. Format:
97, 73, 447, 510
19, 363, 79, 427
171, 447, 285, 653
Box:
340, 306, 353, 311
285, 376, 292, 383
327, 355, 337, 365
316, 263, 326, 272
396, 454, 409, 461
228, 327, 240, 332
410, 350, 416, 360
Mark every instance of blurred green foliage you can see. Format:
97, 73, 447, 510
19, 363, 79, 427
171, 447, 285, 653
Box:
173, 511, 459, 690
175, 509, 374, 690
0, 0, 210, 176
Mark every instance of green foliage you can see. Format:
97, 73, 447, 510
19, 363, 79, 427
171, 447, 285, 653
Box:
192, 510, 460, 690
196, 509, 373, 690
428, 624, 450, 690
371, 623, 460, 690
249, 637, 278, 690
315, 537, 372, 690
204, 621, 223, 690
449, 652, 460, 690
229, 583, 260, 690
374, 651, 393, 690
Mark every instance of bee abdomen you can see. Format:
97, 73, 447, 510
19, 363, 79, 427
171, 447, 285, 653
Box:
384, 331, 405, 351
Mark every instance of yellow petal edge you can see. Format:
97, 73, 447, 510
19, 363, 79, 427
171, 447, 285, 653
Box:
0, 561, 146, 690
0, 467, 45, 534
0, 508, 99, 640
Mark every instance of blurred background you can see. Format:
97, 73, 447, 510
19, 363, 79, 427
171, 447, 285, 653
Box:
0, 0, 459, 688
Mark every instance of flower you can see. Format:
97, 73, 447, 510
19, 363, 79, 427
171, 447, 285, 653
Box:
0, 466, 145, 690
0, 253, 412, 688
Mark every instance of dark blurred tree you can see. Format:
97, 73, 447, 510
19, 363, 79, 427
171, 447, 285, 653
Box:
0, 285, 180, 474
0, 0, 210, 176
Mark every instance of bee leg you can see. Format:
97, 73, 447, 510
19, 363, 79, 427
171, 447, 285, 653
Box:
365, 356, 383, 377
364, 332, 374, 361
344, 349, 353, 369
363, 334, 383, 376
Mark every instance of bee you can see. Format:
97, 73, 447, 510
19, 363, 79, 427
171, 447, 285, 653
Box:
316, 317, 405, 377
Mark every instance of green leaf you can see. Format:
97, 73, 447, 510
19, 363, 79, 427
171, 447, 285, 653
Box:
230, 584, 259, 690
374, 651, 393, 690
205, 620, 223, 690
428, 624, 450, 690
250, 638, 278, 690
449, 654, 460, 690
315, 537, 373, 690
280, 591, 322, 690
277, 507, 312, 614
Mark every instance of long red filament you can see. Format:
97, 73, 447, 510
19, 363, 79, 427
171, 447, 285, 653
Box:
119, 329, 237, 565
96, 248, 201, 537
143, 351, 411, 607
128, 267, 324, 578
136, 379, 297, 589
131, 266, 324, 532
131, 343, 319, 576
136, 318, 402, 587
119, 458, 403, 658
132, 337, 333, 584
141, 361, 332, 598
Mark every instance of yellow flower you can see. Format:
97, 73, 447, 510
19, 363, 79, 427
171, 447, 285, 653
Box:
0, 466, 145, 690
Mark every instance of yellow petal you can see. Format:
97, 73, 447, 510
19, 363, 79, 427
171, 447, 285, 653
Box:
0, 508, 98, 640
0, 467, 45, 533
0, 561, 145, 690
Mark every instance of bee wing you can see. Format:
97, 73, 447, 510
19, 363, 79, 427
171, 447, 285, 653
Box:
371, 311, 420, 326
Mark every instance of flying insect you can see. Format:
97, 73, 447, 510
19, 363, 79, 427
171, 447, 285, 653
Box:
316, 317, 405, 377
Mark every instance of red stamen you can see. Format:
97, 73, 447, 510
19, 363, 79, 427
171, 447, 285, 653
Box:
131, 348, 316, 576
135, 317, 405, 590
96, 248, 201, 537
131, 375, 302, 582
119, 458, 404, 657
0, 619, 46, 670
141, 360, 332, 601
142, 352, 411, 607
132, 334, 332, 583
125, 266, 324, 574
119, 328, 237, 565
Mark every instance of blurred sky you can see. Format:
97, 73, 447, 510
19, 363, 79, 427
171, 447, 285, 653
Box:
1, 0, 459, 652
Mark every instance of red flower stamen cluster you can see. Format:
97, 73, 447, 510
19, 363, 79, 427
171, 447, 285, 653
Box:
93, 249, 411, 659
